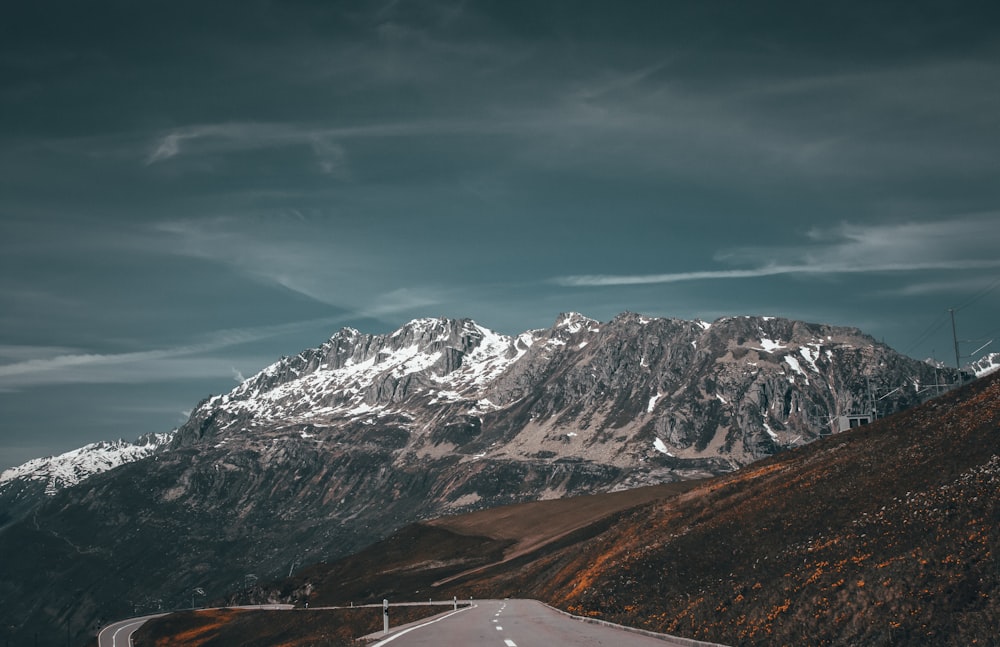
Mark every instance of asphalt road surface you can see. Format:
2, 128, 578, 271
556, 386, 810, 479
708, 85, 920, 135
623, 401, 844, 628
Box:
95, 605, 291, 647
370, 599, 709, 647
97, 613, 168, 647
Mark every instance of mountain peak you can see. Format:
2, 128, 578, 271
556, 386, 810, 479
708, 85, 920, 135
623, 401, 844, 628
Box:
0, 432, 173, 496
554, 312, 601, 333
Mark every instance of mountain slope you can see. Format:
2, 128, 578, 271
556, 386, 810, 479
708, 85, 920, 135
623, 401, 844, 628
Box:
0, 432, 172, 529
0, 312, 954, 645
256, 371, 1000, 646
473, 371, 1000, 645
175, 312, 944, 472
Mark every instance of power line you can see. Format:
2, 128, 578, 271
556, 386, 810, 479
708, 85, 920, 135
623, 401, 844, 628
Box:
976, 324, 1000, 339
954, 276, 1000, 312
901, 312, 950, 357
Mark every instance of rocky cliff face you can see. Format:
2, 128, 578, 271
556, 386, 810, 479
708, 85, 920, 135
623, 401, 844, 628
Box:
173, 312, 946, 479
0, 313, 954, 645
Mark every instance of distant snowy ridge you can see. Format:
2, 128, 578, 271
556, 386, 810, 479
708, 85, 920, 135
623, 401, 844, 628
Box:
968, 352, 1000, 378
7, 311, 964, 499
172, 311, 950, 475
192, 315, 586, 428
0, 432, 173, 496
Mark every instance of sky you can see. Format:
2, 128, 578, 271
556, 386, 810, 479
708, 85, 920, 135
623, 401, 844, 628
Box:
2, 0, 999, 470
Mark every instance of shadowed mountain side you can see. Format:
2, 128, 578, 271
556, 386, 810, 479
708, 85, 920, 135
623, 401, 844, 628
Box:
476, 372, 1000, 645
275, 482, 699, 606
264, 372, 999, 646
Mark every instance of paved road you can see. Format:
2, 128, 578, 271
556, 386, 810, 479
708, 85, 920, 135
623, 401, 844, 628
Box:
369, 599, 712, 647
96, 605, 291, 647
97, 613, 169, 647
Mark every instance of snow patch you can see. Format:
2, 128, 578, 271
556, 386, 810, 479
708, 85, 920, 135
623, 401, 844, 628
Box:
0, 432, 174, 495
970, 352, 1000, 377
759, 338, 786, 352
653, 437, 674, 456
800, 345, 821, 372
784, 355, 806, 377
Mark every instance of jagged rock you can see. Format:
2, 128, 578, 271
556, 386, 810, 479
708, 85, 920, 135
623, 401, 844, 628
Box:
0, 312, 957, 645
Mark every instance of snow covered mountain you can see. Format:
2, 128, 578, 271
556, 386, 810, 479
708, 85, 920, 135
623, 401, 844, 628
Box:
0, 433, 173, 497
0, 312, 959, 645
968, 352, 1000, 377
175, 312, 946, 476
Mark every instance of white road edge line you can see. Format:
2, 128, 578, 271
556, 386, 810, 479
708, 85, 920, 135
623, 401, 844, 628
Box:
101, 619, 143, 647
368, 603, 477, 647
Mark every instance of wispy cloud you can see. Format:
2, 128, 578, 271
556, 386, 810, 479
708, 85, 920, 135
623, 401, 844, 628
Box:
0, 349, 228, 388
151, 216, 448, 322
97, 49, 1000, 199
0, 316, 350, 390
145, 123, 300, 164
553, 218, 1000, 287
354, 287, 448, 319
890, 276, 1000, 297
143, 119, 521, 166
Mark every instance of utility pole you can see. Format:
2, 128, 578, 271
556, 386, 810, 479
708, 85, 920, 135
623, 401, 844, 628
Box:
950, 309, 962, 385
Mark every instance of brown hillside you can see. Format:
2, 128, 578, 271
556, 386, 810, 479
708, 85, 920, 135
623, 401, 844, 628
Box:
477, 372, 1000, 645
277, 480, 699, 606
143, 373, 999, 646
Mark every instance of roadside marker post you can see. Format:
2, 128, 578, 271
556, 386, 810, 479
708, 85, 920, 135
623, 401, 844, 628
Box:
383, 599, 389, 635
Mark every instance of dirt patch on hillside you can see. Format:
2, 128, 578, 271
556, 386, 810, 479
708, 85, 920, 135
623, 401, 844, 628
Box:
427, 481, 701, 583
430, 481, 700, 554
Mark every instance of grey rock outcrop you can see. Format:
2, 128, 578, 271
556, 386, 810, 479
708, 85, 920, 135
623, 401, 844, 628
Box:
0, 312, 953, 645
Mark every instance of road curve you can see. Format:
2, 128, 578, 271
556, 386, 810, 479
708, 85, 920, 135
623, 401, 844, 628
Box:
97, 613, 169, 647
369, 599, 724, 647
96, 605, 291, 647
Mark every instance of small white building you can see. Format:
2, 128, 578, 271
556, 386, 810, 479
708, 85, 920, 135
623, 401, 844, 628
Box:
838, 413, 872, 432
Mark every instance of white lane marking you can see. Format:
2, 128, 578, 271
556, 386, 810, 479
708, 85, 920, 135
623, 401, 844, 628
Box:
504, 640, 517, 647
496, 626, 503, 630
111, 619, 145, 647
368, 603, 477, 647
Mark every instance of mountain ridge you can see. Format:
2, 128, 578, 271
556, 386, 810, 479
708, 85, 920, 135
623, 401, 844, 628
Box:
4, 312, 972, 500
0, 311, 964, 645
249, 370, 1000, 646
